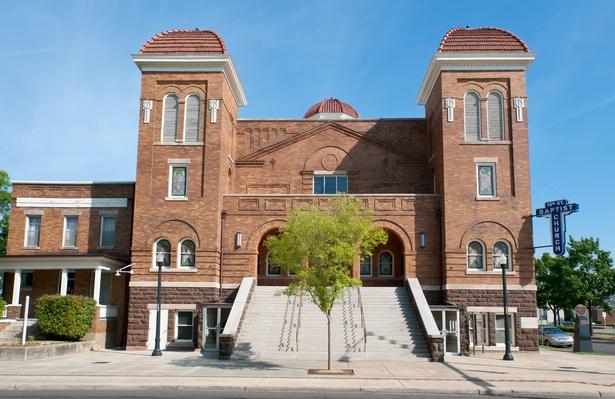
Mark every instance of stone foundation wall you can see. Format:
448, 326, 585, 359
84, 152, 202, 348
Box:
444, 289, 538, 352
126, 286, 236, 349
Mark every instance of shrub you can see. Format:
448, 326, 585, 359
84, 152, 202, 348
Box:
0, 298, 6, 317
36, 295, 96, 341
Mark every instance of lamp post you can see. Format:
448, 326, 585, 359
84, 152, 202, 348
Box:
152, 253, 164, 356
496, 253, 514, 361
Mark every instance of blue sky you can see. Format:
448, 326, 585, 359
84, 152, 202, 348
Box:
1, 0, 614, 256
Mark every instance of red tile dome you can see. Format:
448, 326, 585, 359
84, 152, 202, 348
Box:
139, 29, 226, 55
304, 98, 359, 119
438, 27, 529, 53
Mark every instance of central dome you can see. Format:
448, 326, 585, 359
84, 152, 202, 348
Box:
304, 98, 359, 120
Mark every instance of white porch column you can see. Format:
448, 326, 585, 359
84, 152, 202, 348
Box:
93, 268, 102, 305
59, 269, 68, 296
11, 270, 21, 305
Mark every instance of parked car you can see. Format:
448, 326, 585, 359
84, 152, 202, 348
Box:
540, 326, 574, 347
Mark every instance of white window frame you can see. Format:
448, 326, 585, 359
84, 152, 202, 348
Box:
476, 162, 497, 198
495, 314, 515, 346
62, 215, 79, 248
160, 93, 179, 143
378, 250, 394, 277
153, 238, 172, 269
312, 172, 349, 195
99, 216, 116, 249
493, 240, 512, 271
360, 253, 372, 277
266, 250, 282, 276
178, 239, 196, 268
486, 90, 505, 141
24, 215, 41, 248
182, 93, 201, 142
175, 311, 194, 342
464, 91, 482, 141
168, 163, 189, 199
467, 240, 486, 271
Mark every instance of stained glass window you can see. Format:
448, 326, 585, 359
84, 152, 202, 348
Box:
378, 252, 393, 276
180, 240, 196, 267
360, 253, 372, 276
493, 241, 510, 269
155, 239, 171, 268
467, 241, 484, 269
171, 166, 187, 197
267, 251, 281, 275
477, 164, 495, 197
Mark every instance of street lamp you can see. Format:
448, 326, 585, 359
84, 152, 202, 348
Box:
152, 253, 165, 356
495, 253, 514, 361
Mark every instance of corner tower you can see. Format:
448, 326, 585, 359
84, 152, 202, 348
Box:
418, 27, 538, 351
127, 29, 246, 349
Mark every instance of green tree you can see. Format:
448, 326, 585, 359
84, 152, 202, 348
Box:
0, 170, 11, 255
535, 252, 578, 325
265, 197, 387, 370
567, 237, 615, 335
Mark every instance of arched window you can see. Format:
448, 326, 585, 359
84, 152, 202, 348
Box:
154, 239, 171, 268
493, 241, 510, 270
266, 251, 281, 276
179, 240, 196, 267
378, 251, 393, 276
464, 92, 481, 141
467, 241, 485, 270
183, 94, 200, 142
360, 252, 372, 276
161, 94, 179, 142
487, 91, 504, 140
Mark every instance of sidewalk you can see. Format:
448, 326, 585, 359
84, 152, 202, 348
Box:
0, 348, 614, 397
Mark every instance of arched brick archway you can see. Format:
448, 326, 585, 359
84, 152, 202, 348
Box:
256, 228, 294, 286
360, 228, 406, 287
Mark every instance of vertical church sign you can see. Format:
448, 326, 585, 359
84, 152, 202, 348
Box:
536, 199, 579, 255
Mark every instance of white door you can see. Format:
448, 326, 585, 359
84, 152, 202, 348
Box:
147, 309, 168, 350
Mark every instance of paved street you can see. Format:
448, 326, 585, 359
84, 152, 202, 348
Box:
0, 390, 522, 399
0, 349, 615, 398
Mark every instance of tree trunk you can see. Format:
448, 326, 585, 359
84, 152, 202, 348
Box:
327, 313, 331, 370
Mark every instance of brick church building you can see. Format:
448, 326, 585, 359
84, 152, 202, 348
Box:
1, 27, 539, 358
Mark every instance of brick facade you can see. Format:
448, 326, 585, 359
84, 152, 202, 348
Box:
2, 27, 540, 354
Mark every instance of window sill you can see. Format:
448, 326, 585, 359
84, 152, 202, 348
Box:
149, 268, 197, 273
476, 196, 500, 201
461, 140, 511, 145
98, 246, 116, 250
466, 270, 515, 275
154, 141, 204, 146
61, 246, 78, 250
165, 196, 188, 201
22, 246, 40, 250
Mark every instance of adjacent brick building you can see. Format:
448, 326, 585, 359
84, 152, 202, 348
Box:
1, 26, 539, 354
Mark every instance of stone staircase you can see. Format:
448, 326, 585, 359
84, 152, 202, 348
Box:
0, 319, 37, 344
360, 286, 430, 360
233, 285, 430, 361
233, 286, 300, 359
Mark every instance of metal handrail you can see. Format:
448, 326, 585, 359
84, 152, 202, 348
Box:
295, 293, 303, 352
357, 286, 367, 353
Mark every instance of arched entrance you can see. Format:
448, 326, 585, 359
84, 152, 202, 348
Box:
256, 229, 293, 286
360, 228, 405, 286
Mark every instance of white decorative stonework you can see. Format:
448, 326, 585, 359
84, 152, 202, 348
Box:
513, 97, 525, 122
520, 316, 538, 329
209, 99, 220, 123
142, 100, 153, 124
444, 98, 456, 122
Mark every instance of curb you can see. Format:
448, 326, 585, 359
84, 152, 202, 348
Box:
0, 382, 612, 398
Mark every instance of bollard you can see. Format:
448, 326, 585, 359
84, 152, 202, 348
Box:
21, 295, 30, 346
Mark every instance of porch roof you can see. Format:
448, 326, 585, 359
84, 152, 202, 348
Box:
0, 255, 127, 271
